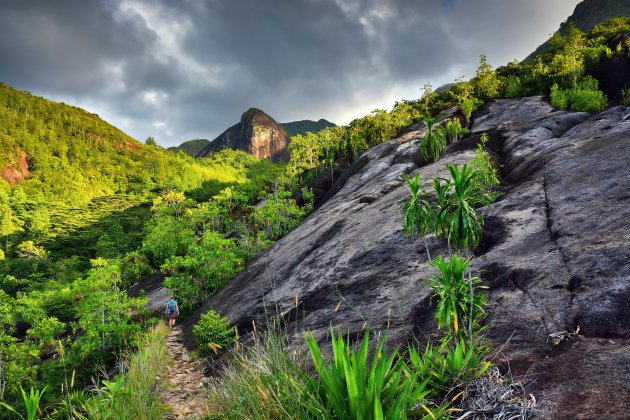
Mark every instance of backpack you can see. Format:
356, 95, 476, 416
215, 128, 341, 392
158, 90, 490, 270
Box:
167, 300, 177, 314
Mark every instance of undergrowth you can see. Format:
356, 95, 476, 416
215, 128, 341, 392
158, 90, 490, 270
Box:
74, 323, 169, 419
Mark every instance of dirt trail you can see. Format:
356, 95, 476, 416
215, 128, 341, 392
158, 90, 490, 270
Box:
163, 327, 209, 418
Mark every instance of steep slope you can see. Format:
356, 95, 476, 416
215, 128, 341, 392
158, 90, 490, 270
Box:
182, 97, 630, 417
281, 119, 336, 137
526, 0, 630, 61
196, 108, 289, 162
0, 83, 227, 207
168, 139, 210, 157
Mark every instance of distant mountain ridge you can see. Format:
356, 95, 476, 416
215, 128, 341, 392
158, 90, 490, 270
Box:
196, 108, 289, 162
281, 119, 336, 137
525, 0, 630, 61
168, 139, 210, 157
172, 118, 335, 158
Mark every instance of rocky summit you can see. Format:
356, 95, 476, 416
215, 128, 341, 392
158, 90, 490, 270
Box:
182, 97, 630, 418
196, 108, 289, 162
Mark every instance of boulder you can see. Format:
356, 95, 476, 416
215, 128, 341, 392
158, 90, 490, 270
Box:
182, 97, 630, 417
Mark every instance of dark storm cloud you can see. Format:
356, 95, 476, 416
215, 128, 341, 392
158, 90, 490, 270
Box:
0, 0, 580, 146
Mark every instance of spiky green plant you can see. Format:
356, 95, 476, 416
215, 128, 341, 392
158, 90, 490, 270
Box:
0, 386, 47, 420
435, 164, 486, 251
426, 255, 487, 337
432, 164, 493, 339
306, 330, 431, 420
420, 115, 447, 162
409, 335, 490, 395
402, 173, 433, 260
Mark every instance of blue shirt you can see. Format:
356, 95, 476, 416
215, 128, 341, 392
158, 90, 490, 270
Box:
166, 299, 178, 314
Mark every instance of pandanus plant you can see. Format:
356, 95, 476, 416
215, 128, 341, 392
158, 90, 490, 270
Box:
435, 164, 490, 339
426, 254, 487, 337
306, 330, 431, 420
420, 115, 446, 162
402, 163, 493, 340
435, 164, 487, 251
402, 173, 433, 261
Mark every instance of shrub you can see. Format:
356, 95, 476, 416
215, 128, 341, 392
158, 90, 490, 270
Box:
193, 310, 236, 356
120, 251, 153, 289
503, 75, 524, 98
550, 84, 569, 110
472, 55, 502, 99
443, 119, 469, 143
459, 98, 482, 124
550, 83, 607, 113
162, 232, 245, 313
470, 134, 501, 201
570, 88, 608, 112
40, 288, 78, 323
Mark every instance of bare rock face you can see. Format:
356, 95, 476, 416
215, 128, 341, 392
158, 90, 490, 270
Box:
2, 148, 30, 186
182, 97, 630, 417
196, 108, 289, 162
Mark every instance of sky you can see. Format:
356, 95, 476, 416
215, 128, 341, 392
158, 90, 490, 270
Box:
0, 0, 581, 147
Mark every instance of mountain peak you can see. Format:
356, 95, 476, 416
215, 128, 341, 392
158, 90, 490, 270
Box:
196, 108, 289, 161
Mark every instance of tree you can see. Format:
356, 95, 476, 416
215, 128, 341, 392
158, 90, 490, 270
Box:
145, 136, 157, 146
162, 232, 245, 312
472, 55, 502, 99
73, 259, 144, 359
16, 241, 46, 259
420, 82, 435, 115
548, 24, 586, 88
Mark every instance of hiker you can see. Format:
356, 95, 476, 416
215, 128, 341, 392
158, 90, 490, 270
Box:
165, 295, 179, 329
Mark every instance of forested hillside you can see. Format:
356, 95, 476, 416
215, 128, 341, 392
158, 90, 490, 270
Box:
526, 0, 630, 61
0, 83, 299, 414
